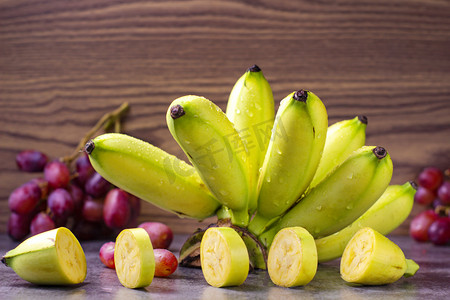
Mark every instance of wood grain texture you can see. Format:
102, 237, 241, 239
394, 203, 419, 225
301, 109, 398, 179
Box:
1, 0, 449, 235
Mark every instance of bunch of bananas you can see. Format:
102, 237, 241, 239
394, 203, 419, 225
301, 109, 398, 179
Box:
85, 65, 415, 271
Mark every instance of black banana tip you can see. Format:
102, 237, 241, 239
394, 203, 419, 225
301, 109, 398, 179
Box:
248, 65, 261, 72
85, 140, 95, 155
170, 104, 185, 119
373, 146, 387, 159
409, 181, 418, 190
293, 89, 308, 102
358, 115, 368, 125
1, 257, 7, 266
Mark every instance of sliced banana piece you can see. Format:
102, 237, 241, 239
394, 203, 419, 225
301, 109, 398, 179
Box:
267, 227, 317, 287
340, 227, 419, 285
200, 227, 249, 287
114, 228, 155, 289
2, 227, 86, 285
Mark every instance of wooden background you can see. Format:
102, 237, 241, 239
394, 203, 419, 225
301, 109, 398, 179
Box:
1, 0, 449, 235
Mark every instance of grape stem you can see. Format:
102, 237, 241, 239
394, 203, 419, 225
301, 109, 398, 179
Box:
61, 102, 129, 165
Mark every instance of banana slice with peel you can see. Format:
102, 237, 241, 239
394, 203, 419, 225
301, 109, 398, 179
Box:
200, 227, 249, 287
340, 227, 419, 285
1, 227, 86, 285
115, 228, 155, 289
267, 227, 317, 287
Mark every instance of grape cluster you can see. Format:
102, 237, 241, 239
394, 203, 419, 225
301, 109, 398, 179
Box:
410, 167, 450, 245
8, 149, 141, 241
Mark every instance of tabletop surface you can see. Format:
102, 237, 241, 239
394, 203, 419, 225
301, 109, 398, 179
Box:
1, 233, 448, 300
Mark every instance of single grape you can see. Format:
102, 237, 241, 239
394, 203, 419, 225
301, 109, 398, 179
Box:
67, 183, 85, 215
44, 160, 71, 189
8, 213, 31, 241
154, 249, 178, 277
8, 181, 41, 215
103, 189, 131, 229
428, 217, 450, 245
437, 181, 450, 205
409, 209, 439, 242
414, 186, 436, 206
85, 172, 111, 198
418, 167, 443, 191
82, 195, 104, 222
30, 212, 56, 236
99, 241, 115, 269
138, 222, 173, 249
47, 188, 74, 219
30, 178, 49, 199
75, 153, 95, 186
16, 150, 48, 172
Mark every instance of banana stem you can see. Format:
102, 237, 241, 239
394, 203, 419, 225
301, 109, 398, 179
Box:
404, 259, 420, 278
61, 102, 129, 165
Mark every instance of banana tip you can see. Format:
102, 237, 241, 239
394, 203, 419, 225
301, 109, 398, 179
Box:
1, 257, 7, 266
170, 104, 185, 119
373, 146, 387, 159
85, 140, 95, 155
358, 115, 368, 125
293, 90, 308, 102
248, 65, 261, 72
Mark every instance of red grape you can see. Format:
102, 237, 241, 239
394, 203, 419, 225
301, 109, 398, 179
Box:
154, 249, 178, 277
418, 167, 443, 191
8, 181, 41, 215
128, 194, 141, 221
30, 212, 55, 236
44, 160, 71, 189
82, 195, 104, 222
72, 220, 104, 240
75, 153, 95, 186
8, 213, 31, 241
437, 181, 450, 205
67, 183, 85, 215
414, 187, 436, 206
428, 217, 450, 245
103, 189, 131, 229
16, 150, 48, 172
99, 242, 115, 269
138, 222, 173, 249
410, 209, 439, 242
85, 172, 111, 198
48, 188, 74, 219
30, 178, 49, 199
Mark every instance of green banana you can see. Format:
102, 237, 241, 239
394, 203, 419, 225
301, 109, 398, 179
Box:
2, 227, 86, 285
226, 65, 275, 212
258, 146, 393, 248
315, 181, 416, 263
309, 115, 367, 189
166, 95, 250, 226
85, 133, 220, 220
248, 90, 328, 235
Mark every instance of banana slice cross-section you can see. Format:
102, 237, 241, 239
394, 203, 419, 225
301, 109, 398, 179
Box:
114, 228, 155, 289
267, 227, 317, 287
1, 227, 86, 285
200, 227, 249, 287
340, 227, 419, 285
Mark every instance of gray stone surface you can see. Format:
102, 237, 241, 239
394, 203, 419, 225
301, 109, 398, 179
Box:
1, 234, 448, 299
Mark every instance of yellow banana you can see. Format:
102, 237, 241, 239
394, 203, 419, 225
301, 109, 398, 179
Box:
258, 146, 393, 248
340, 227, 419, 285
200, 227, 249, 287
309, 115, 367, 189
316, 181, 416, 262
267, 227, 317, 287
85, 133, 220, 220
248, 90, 328, 236
114, 228, 155, 289
226, 65, 275, 212
167, 95, 250, 226
1, 227, 86, 285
